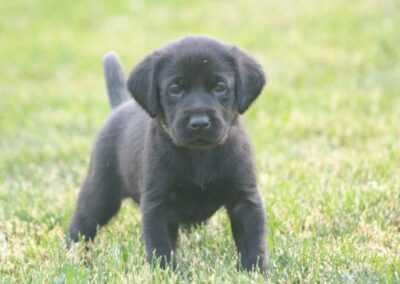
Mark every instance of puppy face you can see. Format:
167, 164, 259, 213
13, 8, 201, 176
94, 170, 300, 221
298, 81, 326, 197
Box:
158, 50, 236, 148
127, 36, 266, 149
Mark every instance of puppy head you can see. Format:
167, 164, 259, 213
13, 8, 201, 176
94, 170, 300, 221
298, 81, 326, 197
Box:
127, 36, 266, 149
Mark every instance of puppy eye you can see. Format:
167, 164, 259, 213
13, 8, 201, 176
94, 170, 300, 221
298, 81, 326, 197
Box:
213, 82, 227, 94
168, 84, 184, 97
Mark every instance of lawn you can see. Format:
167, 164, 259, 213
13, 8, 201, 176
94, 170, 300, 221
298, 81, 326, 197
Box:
0, 0, 399, 282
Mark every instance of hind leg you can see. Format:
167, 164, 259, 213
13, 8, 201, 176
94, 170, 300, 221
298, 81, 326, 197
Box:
67, 172, 123, 244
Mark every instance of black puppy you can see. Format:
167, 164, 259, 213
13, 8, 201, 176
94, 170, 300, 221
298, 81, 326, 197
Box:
67, 36, 267, 272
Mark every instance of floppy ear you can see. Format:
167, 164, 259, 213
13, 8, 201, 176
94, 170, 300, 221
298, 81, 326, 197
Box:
127, 52, 161, 117
232, 48, 266, 114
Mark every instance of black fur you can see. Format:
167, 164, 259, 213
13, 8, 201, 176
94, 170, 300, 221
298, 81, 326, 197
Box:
67, 35, 267, 272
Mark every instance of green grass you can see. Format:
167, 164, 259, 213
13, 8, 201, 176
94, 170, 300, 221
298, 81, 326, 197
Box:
1, 0, 399, 282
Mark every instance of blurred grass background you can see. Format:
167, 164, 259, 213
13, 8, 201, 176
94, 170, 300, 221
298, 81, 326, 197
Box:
0, 0, 399, 282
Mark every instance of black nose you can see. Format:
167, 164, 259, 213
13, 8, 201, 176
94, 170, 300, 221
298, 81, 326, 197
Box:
189, 114, 211, 129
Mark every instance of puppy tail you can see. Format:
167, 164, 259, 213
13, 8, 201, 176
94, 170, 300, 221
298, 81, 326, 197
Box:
103, 51, 129, 109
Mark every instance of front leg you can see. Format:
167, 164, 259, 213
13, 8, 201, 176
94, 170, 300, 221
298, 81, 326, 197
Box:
141, 196, 177, 269
227, 191, 267, 272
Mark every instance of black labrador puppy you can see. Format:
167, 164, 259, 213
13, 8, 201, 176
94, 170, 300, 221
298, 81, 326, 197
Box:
67, 35, 267, 272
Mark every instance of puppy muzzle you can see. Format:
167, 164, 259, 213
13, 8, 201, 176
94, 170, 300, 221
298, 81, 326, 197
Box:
168, 113, 228, 149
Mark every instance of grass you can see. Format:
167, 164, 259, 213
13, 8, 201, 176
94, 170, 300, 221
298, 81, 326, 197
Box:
0, 0, 399, 282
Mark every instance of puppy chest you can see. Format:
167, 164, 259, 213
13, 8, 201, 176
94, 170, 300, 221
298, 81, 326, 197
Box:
165, 184, 223, 223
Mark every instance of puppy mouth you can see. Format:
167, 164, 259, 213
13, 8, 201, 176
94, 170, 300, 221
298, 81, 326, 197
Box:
167, 120, 229, 149
172, 131, 228, 149
185, 138, 217, 149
